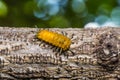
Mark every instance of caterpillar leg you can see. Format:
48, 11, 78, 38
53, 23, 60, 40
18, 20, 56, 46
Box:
53, 47, 65, 58
61, 31, 67, 36
65, 49, 75, 58
69, 49, 75, 56
53, 47, 75, 58
38, 41, 50, 50
59, 48, 62, 54
54, 47, 61, 57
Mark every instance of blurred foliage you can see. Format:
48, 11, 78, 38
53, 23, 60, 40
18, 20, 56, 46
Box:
0, 1, 7, 17
0, 0, 119, 28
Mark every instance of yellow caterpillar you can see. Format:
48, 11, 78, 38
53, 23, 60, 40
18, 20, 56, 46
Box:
37, 30, 71, 51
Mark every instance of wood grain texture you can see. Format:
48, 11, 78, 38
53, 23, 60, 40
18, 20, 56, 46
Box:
0, 27, 120, 80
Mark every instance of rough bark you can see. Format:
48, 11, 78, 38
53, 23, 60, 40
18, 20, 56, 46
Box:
0, 27, 120, 80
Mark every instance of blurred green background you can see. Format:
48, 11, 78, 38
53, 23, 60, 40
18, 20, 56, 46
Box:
0, 0, 120, 28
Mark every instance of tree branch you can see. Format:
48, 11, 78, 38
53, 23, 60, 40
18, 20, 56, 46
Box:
0, 27, 120, 79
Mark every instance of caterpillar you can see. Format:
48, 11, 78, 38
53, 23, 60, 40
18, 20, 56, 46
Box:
36, 30, 73, 56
